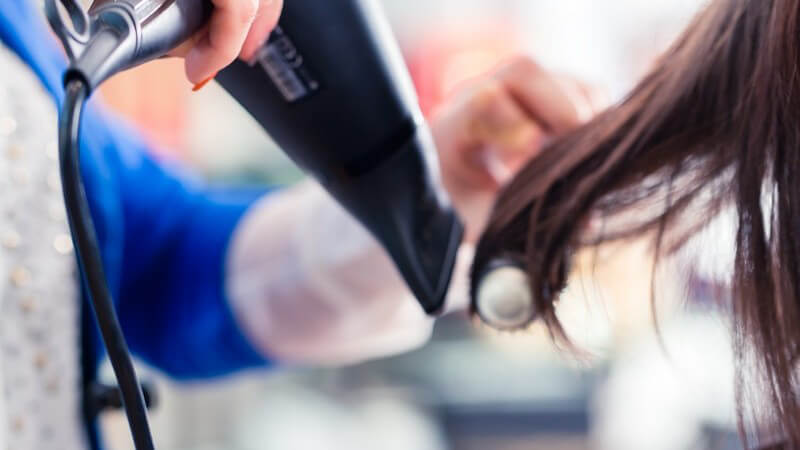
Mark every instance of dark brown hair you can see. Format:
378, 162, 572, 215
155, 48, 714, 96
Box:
472, 0, 800, 447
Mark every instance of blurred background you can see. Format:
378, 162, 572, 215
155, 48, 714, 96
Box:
96, 1, 740, 449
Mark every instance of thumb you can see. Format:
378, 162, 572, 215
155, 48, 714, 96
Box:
474, 121, 544, 186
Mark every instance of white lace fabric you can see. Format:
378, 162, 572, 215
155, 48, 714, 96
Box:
0, 43, 87, 450
226, 180, 472, 367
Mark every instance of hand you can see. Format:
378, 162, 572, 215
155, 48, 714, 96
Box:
171, 0, 284, 85
430, 56, 605, 241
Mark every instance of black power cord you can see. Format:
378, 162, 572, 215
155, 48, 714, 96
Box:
59, 79, 156, 450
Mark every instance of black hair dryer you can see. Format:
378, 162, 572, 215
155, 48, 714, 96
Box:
46, 0, 461, 447
216, 1, 463, 313
48, 0, 463, 314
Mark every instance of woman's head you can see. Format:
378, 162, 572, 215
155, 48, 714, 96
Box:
472, 0, 800, 445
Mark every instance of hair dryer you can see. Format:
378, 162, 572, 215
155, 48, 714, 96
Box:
48, 0, 463, 448
215, 2, 462, 314
52, 0, 462, 314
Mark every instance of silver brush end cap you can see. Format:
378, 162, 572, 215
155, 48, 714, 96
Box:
475, 265, 536, 330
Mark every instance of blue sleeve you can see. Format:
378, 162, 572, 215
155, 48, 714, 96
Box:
0, 0, 271, 379
88, 109, 273, 379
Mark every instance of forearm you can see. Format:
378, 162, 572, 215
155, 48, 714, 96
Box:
226, 180, 471, 366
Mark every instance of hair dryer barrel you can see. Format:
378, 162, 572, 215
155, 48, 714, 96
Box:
216, 0, 463, 314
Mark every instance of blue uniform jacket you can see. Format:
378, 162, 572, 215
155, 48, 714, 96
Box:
0, 0, 270, 384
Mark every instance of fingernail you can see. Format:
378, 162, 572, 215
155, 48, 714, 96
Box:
244, 36, 270, 63
192, 73, 217, 92
481, 149, 512, 186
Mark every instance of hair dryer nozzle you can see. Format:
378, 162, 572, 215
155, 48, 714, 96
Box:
328, 127, 464, 314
